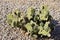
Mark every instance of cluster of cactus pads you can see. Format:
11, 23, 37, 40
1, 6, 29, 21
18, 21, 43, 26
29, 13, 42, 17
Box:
7, 5, 54, 38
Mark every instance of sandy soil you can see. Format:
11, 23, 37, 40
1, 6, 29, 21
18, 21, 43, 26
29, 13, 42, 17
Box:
0, 0, 60, 40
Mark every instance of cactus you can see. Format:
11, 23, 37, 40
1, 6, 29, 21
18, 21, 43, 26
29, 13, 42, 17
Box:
7, 10, 24, 27
25, 23, 32, 32
38, 21, 51, 37
38, 22, 44, 34
7, 13, 13, 25
12, 9, 21, 17
7, 5, 54, 38
26, 7, 35, 20
38, 5, 49, 21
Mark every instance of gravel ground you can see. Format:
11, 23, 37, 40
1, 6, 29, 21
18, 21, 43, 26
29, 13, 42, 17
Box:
0, 0, 60, 40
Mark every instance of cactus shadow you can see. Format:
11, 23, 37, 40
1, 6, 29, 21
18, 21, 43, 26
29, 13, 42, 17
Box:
51, 19, 59, 26
50, 19, 60, 40
51, 24, 60, 40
